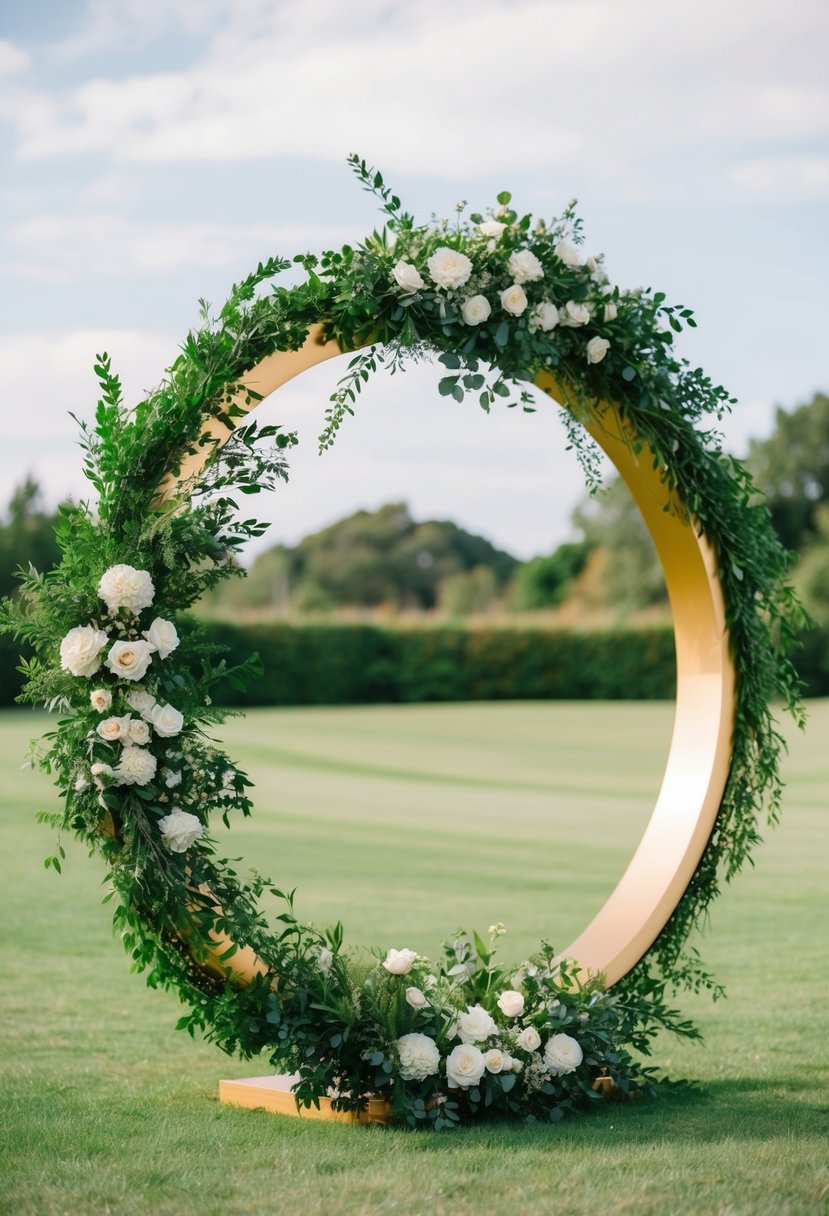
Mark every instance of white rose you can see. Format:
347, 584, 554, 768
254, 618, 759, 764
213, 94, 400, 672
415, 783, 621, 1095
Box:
426, 246, 472, 290
143, 618, 179, 660
127, 718, 151, 746
554, 239, 582, 268
383, 947, 418, 975
516, 1026, 542, 1052
126, 690, 156, 718
484, 1048, 509, 1074
106, 640, 154, 682
457, 1004, 498, 1044
478, 220, 505, 238
397, 1032, 440, 1082
603, 301, 618, 322
586, 336, 611, 364
405, 986, 429, 1010
500, 283, 528, 317
59, 626, 108, 678
318, 947, 333, 975
529, 301, 559, 333
446, 1043, 487, 1088
507, 248, 544, 284
586, 255, 607, 282
161, 768, 182, 788
497, 990, 525, 1019
562, 300, 591, 327
89, 688, 112, 712
150, 702, 184, 738
96, 714, 131, 743
461, 294, 492, 326
98, 565, 155, 614
158, 807, 203, 853
392, 260, 425, 293
543, 1032, 584, 1076
114, 746, 157, 786
90, 761, 114, 786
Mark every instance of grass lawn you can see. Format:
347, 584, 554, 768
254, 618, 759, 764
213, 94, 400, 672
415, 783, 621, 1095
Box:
1, 700, 827, 1216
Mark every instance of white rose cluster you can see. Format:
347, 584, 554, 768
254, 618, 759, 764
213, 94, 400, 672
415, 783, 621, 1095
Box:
396, 1032, 440, 1081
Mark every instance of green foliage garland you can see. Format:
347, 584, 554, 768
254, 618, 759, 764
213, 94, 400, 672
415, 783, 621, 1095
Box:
0, 157, 805, 1128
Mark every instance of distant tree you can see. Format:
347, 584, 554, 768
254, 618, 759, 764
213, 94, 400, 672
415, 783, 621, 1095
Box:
572, 478, 666, 617
0, 478, 62, 599
746, 391, 829, 551
512, 541, 591, 610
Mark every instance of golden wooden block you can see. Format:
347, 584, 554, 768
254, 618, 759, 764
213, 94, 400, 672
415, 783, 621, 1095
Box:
219, 1074, 392, 1125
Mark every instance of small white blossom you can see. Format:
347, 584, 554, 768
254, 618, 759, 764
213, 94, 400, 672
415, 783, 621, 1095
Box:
427, 246, 473, 290
561, 300, 591, 327
158, 807, 203, 853
478, 220, 506, 238
500, 283, 528, 317
98, 565, 155, 614
392, 260, 425, 293
60, 626, 108, 678
405, 986, 429, 1010
383, 947, 418, 975
586, 336, 611, 364
161, 768, 182, 789
554, 238, 582, 268
507, 248, 544, 284
603, 301, 618, 322
318, 947, 333, 975
397, 1032, 440, 1081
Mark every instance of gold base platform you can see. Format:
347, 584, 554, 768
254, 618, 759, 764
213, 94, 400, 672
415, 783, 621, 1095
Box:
219, 1074, 393, 1124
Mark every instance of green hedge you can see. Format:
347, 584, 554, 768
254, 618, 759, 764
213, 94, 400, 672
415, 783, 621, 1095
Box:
3, 621, 827, 709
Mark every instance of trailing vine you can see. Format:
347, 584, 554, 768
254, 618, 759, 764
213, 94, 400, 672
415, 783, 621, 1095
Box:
0, 155, 804, 1128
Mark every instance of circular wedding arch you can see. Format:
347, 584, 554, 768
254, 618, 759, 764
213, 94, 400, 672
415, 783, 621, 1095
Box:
5, 163, 801, 1126
171, 325, 736, 991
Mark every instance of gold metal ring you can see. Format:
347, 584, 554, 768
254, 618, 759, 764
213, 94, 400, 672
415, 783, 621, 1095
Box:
163, 325, 736, 988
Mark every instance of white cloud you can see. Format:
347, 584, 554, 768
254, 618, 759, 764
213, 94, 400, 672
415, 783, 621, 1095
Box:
0, 39, 29, 77
3, 0, 827, 187
5, 215, 359, 278
729, 155, 829, 202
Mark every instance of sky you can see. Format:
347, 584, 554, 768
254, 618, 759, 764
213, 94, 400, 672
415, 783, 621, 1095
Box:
0, 0, 827, 560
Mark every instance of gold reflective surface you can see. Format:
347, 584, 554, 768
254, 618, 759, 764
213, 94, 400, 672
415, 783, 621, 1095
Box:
162, 325, 736, 988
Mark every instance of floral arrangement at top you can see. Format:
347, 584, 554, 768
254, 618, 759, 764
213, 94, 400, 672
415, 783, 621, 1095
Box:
0, 156, 803, 1129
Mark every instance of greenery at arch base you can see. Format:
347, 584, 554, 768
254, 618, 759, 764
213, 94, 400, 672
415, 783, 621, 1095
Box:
0, 158, 805, 1129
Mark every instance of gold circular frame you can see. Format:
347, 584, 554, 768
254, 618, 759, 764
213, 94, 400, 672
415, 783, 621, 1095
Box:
164, 324, 736, 989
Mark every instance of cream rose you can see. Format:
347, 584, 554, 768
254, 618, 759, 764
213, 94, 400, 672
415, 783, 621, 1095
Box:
89, 688, 112, 712
392, 260, 425, 293
461, 294, 492, 325
158, 807, 203, 853
562, 300, 591, 327
457, 1004, 498, 1043
603, 301, 618, 322
149, 702, 184, 738
98, 565, 155, 614
60, 626, 108, 678
383, 947, 418, 975
484, 1048, 509, 1073
96, 714, 131, 743
114, 746, 157, 787
554, 239, 582, 268
529, 301, 559, 332
405, 986, 429, 1010
586, 336, 611, 364
497, 990, 525, 1019
507, 248, 544, 284
143, 618, 179, 660
446, 1043, 486, 1088
106, 640, 154, 682
126, 690, 156, 718
397, 1032, 440, 1082
500, 284, 528, 317
127, 718, 151, 746
426, 247, 472, 290
543, 1032, 584, 1075
478, 220, 506, 238
516, 1026, 542, 1052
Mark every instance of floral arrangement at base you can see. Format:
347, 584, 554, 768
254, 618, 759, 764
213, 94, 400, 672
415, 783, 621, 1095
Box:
0, 157, 803, 1128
